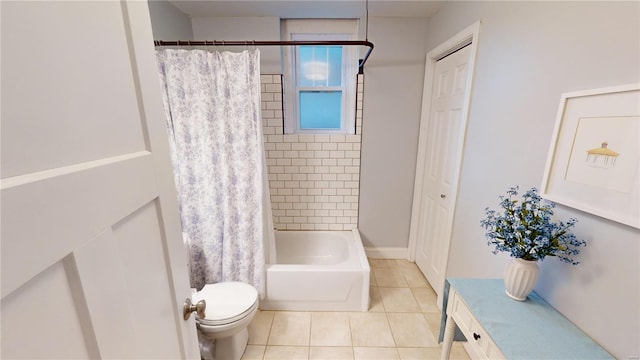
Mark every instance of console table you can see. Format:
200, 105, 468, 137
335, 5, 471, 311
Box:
441, 278, 614, 359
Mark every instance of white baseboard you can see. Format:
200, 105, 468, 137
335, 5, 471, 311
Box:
364, 247, 408, 259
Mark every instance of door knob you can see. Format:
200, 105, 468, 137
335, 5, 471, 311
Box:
440, 194, 446, 198
183, 298, 206, 320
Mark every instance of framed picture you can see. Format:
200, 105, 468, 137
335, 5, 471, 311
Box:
541, 83, 640, 228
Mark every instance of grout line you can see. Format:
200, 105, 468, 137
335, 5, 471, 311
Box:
264, 311, 276, 347
384, 311, 398, 348
308, 312, 313, 348
347, 312, 354, 348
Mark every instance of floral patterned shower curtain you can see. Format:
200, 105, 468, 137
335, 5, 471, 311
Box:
156, 49, 266, 297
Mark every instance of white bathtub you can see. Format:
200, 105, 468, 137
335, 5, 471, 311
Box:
259, 229, 370, 312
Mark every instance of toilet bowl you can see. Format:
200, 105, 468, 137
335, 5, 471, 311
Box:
191, 282, 259, 360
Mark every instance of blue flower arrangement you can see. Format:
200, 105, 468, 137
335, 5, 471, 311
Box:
480, 186, 586, 265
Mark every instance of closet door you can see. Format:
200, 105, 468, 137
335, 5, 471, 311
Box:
409, 22, 480, 307
413, 44, 472, 299
1, 1, 199, 358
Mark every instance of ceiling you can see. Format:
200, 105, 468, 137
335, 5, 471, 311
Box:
168, 1, 445, 19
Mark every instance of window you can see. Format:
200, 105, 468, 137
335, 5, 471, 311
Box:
282, 20, 359, 134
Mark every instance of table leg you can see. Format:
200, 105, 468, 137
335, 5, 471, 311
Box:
440, 314, 457, 360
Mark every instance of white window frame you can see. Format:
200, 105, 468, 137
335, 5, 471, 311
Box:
282, 19, 359, 134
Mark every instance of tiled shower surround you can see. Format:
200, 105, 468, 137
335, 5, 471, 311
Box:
260, 74, 364, 230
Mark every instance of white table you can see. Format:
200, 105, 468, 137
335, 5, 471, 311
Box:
441, 278, 614, 360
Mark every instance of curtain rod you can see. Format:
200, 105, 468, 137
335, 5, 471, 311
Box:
154, 40, 374, 72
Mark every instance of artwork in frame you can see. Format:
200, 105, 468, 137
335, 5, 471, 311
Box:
541, 83, 640, 229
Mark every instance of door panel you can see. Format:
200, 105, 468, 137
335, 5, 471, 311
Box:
1, 1, 199, 358
1, 261, 94, 359
454, 64, 468, 94
427, 112, 445, 179
112, 201, 183, 358
443, 110, 462, 186
73, 230, 140, 359
1, 1, 147, 178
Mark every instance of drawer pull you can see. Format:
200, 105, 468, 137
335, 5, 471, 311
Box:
473, 332, 481, 341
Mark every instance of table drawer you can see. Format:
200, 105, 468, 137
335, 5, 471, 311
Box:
449, 290, 505, 360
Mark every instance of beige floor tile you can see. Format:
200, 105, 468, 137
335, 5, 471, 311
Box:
369, 286, 385, 312
400, 342, 469, 360
392, 259, 415, 267
423, 312, 444, 339
387, 313, 438, 347
268, 312, 311, 346
249, 310, 275, 345
310, 312, 352, 346
372, 267, 408, 287
369, 259, 397, 268
309, 346, 354, 360
349, 312, 395, 347
378, 287, 421, 312
397, 347, 441, 359
370, 268, 378, 286
414, 282, 436, 297
353, 347, 399, 359
391, 260, 434, 288
392, 260, 421, 274
451, 342, 471, 360
398, 265, 430, 288
264, 346, 309, 360
411, 287, 440, 313
241, 345, 266, 360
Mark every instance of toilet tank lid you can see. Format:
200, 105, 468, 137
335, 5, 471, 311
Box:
192, 282, 258, 321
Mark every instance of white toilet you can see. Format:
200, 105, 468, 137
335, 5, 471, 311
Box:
191, 282, 259, 360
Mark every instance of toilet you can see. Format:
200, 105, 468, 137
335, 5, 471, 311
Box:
191, 282, 259, 360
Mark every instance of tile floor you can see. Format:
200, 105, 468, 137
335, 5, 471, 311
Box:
242, 259, 471, 360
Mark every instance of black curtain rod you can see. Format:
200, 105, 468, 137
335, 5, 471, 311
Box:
154, 39, 374, 72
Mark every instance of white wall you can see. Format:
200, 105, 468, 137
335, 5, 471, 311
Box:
191, 17, 282, 73
358, 17, 429, 248
423, 2, 639, 358
147, 0, 193, 40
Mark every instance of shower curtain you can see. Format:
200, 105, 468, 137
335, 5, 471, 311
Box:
156, 48, 267, 297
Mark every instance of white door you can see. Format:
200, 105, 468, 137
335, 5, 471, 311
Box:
412, 43, 473, 301
1, 1, 199, 359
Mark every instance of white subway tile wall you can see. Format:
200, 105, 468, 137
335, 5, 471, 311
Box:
260, 74, 364, 230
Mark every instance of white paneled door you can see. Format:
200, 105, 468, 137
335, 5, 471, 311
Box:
1, 1, 199, 359
412, 42, 473, 304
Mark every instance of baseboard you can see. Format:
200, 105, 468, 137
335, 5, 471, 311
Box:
364, 247, 408, 259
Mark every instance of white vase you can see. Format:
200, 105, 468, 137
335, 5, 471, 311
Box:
504, 258, 539, 301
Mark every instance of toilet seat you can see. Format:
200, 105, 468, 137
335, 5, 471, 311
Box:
192, 282, 259, 326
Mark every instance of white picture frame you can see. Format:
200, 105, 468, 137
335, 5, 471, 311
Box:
541, 83, 640, 229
